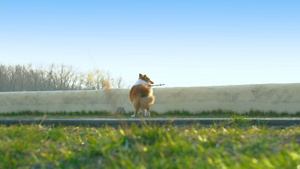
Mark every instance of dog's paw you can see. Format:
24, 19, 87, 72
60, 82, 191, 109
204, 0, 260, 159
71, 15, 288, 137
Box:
131, 114, 136, 118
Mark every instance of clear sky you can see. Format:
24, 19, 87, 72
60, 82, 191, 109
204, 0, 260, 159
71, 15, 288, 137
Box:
1, 0, 299, 87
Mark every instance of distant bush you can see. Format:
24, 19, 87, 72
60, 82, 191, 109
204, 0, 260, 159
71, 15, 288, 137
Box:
0, 64, 126, 91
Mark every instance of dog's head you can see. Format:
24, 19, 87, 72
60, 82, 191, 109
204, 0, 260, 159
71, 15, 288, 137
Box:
139, 73, 154, 84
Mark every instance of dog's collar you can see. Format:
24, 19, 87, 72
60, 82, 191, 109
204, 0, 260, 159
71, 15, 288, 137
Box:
133, 79, 151, 87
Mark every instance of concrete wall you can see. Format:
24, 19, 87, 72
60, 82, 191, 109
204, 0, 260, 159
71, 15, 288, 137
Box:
1, 83, 300, 113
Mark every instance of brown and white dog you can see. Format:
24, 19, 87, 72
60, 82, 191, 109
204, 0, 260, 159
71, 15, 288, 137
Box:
129, 74, 155, 117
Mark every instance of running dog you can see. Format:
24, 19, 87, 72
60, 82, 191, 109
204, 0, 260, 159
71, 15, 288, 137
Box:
129, 74, 155, 117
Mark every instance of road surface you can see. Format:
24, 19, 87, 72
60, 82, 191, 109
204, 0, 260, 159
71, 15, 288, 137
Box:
0, 118, 299, 127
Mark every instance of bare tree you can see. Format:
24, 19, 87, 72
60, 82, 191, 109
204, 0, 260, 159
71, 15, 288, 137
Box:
0, 64, 127, 91
0, 65, 9, 91
116, 76, 124, 88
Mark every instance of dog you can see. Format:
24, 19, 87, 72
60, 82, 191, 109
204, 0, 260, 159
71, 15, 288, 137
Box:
129, 74, 155, 117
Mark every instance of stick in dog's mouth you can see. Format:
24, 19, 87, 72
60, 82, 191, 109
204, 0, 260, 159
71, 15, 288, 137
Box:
151, 84, 165, 87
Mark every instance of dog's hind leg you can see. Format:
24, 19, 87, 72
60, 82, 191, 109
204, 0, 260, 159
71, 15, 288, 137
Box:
131, 108, 139, 117
131, 107, 139, 117
132, 101, 140, 118
143, 109, 148, 116
146, 107, 151, 117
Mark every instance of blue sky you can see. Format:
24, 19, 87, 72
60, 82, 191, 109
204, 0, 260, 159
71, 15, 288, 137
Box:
1, 1, 300, 87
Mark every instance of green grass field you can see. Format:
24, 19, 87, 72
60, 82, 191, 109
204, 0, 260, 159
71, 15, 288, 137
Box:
0, 123, 299, 169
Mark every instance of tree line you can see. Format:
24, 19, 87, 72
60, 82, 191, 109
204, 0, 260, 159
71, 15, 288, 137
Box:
0, 64, 126, 92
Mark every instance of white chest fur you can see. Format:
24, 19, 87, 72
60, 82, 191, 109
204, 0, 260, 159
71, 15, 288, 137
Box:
133, 79, 151, 86
133, 79, 153, 96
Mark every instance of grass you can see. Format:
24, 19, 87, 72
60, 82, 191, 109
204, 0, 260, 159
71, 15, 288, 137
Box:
0, 109, 300, 118
0, 123, 299, 168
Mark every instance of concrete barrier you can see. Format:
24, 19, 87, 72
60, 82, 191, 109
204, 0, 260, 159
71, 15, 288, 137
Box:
0, 83, 300, 113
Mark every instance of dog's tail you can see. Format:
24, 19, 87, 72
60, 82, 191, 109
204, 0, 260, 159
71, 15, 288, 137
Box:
140, 96, 155, 107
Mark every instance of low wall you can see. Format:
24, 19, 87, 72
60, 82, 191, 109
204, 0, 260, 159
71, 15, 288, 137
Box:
0, 83, 300, 113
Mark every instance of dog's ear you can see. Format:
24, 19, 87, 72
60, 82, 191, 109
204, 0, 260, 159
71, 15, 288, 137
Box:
139, 73, 143, 78
144, 74, 154, 84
